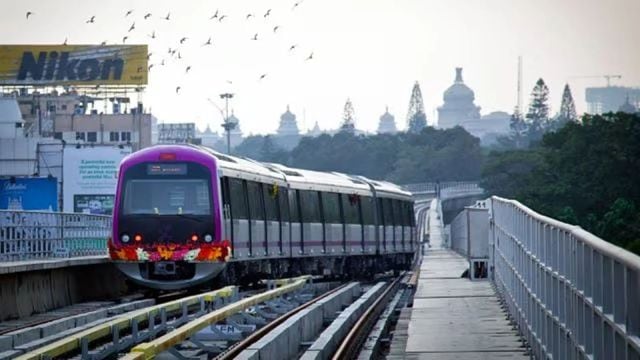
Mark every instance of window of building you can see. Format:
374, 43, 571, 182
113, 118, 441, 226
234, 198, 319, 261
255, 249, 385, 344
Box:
75, 132, 85, 141
87, 132, 97, 142
61, 104, 67, 111
53, 132, 63, 140
121, 131, 131, 142
109, 131, 119, 142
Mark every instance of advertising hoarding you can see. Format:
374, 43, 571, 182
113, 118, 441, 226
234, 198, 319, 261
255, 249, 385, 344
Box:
0, 177, 58, 211
63, 146, 132, 213
0, 45, 148, 85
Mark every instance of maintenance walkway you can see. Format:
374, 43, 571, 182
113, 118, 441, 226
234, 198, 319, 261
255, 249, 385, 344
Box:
402, 200, 528, 359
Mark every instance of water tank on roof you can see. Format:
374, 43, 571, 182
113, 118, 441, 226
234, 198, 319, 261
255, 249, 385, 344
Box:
0, 98, 24, 139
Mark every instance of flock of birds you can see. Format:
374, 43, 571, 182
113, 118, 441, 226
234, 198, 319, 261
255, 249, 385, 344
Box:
24, 1, 314, 95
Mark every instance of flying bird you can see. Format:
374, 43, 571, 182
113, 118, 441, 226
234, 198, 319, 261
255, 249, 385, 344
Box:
306, 52, 314, 61
203, 37, 212, 46
86, 16, 95, 24
128, 22, 135, 32
147, 53, 153, 60
264, 9, 271, 18
251, 33, 258, 40
122, 36, 128, 43
218, 15, 227, 22
273, 26, 280, 33
148, 31, 156, 39
289, 44, 297, 51
125, 10, 133, 17
259, 73, 267, 80
246, 13, 253, 19
168, 47, 173, 54
177, 52, 182, 59
161, 59, 165, 66
292, 1, 303, 10
62, 38, 68, 45
226, 80, 233, 84
185, 66, 191, 73
144, 13, 152, 19
148, 64, 154, 71
26, 11, 33, 19
210, 10, 219, 19
180, 37, 188, 44
164, 12, 170, 20
176, 86, 181, 94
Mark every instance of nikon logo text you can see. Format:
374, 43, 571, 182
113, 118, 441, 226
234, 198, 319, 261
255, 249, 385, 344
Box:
17, 51, 124, 82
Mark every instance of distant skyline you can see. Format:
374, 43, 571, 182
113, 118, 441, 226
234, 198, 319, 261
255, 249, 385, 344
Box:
2, 0, 639, 134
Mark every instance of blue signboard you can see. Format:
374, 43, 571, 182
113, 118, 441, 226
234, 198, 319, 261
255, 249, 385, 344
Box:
0, 177, 58, 211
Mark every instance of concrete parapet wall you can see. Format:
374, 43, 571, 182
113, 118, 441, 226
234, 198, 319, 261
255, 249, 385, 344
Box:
0, 262, 128, 321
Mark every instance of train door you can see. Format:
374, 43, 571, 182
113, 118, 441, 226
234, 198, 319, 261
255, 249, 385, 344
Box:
246, 181, 265, 258
277, 186, 290, 256
300, 190, 322, 255
262, 183, 280, 257
361, 196, 376, 254
321, 192, 342, 254
289, 189, 303, 256
223, 178, 250, 258
342, 194, 362, 253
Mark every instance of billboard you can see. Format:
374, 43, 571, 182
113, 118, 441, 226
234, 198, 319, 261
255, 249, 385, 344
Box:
0, 45, 148, 86
63, 146, 132, 213
0, 177, 58, 211
158, 123, 196, 143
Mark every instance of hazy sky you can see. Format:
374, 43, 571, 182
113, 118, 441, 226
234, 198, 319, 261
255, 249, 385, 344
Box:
2, 0, 639, 134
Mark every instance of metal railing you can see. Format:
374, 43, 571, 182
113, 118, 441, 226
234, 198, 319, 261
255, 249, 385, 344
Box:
0, 210, 111, 261
402, 181, 481, 195
491, 196, 640, 360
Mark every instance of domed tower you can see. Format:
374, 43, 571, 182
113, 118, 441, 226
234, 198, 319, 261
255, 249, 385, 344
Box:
437, 67, 481, 129
226, 110, 243, 148
618, 95, 638, 114
377, 106, 397, 134
276, 105, 300, 137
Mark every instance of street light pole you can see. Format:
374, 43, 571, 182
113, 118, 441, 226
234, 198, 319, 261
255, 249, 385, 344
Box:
219, 93, 235, 155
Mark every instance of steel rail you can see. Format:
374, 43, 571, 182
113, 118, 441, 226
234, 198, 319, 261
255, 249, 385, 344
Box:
332, 274, 404, 360
13, 286, 236, 360
214, 282, 352, 360
122, 275, 311, 360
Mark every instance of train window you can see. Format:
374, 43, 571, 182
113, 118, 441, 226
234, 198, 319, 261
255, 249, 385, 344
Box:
321, 192, 341, 223
409, 203, 416, 226
392, 200, 403, 226
383, 198, 395, 226
263, 183, 279, 221
341, 193, 360, 224
361, 196, 376, 225
378, 198, 385, 225
300, 190, 321, 223
228, 178, 248, 220
278, 187, 290, 222
289, 189, 300, 223
404, 202, 414, 226
247, 181, 265, 221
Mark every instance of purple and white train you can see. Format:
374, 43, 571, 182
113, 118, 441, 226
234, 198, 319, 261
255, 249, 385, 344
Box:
109, 144, 416, 290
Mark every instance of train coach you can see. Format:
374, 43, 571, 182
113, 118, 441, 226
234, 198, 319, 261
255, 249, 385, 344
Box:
108, 144, 416, 290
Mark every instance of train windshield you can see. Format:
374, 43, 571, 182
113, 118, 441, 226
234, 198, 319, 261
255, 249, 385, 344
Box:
120, 162, 212, 216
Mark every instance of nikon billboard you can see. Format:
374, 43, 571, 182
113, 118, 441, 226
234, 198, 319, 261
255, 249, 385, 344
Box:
0, 45, 148, 86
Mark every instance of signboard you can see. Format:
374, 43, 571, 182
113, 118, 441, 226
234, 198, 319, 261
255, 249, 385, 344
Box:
63, 146, 132, 213
0, 45, 148, 86
0, 177, 58, 211
158, 123, 196, 143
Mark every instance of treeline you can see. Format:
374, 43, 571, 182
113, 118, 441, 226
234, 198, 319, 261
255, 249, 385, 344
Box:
482, 112, 640, 254
233, 126, 484, 184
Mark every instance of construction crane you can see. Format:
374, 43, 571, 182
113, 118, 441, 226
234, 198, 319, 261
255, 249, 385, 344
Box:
569, 75, 622, 87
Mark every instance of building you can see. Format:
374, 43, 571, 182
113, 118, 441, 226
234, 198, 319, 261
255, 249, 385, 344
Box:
158, 123, 197, 143
226, 111, 244, 148
586, 86, 640, 114
618, 95, 639, 114
377, 107, 397, 134
437, 68, 481, 129
307, 121, 323, 137
13, 89, 153, 150
466, 111, 511, 145
198, 124, 223, 148
274, 106, 301, 150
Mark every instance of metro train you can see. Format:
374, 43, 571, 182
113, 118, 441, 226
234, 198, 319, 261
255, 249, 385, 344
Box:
108, 144, 416, 290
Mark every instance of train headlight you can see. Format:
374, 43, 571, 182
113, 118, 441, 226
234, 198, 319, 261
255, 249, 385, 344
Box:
191, 234, 199, 242
134, 234, 143, 242
121, 234, 130, 243
204, 234, 213, 243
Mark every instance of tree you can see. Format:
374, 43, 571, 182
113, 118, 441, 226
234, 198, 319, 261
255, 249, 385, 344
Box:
525, 78, 550, 142
407, 81, 427, 133
509, 108, 528, 148
340, 98, 356, 133
554, 83, 578, 130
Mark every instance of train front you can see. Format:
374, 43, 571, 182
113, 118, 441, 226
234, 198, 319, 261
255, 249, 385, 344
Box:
108, 145, 228, 290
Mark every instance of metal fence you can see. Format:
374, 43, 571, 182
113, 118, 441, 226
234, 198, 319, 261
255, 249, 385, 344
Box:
401, 181, 481, 195
490, 196, 640, 360
0, 210, 111, 261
